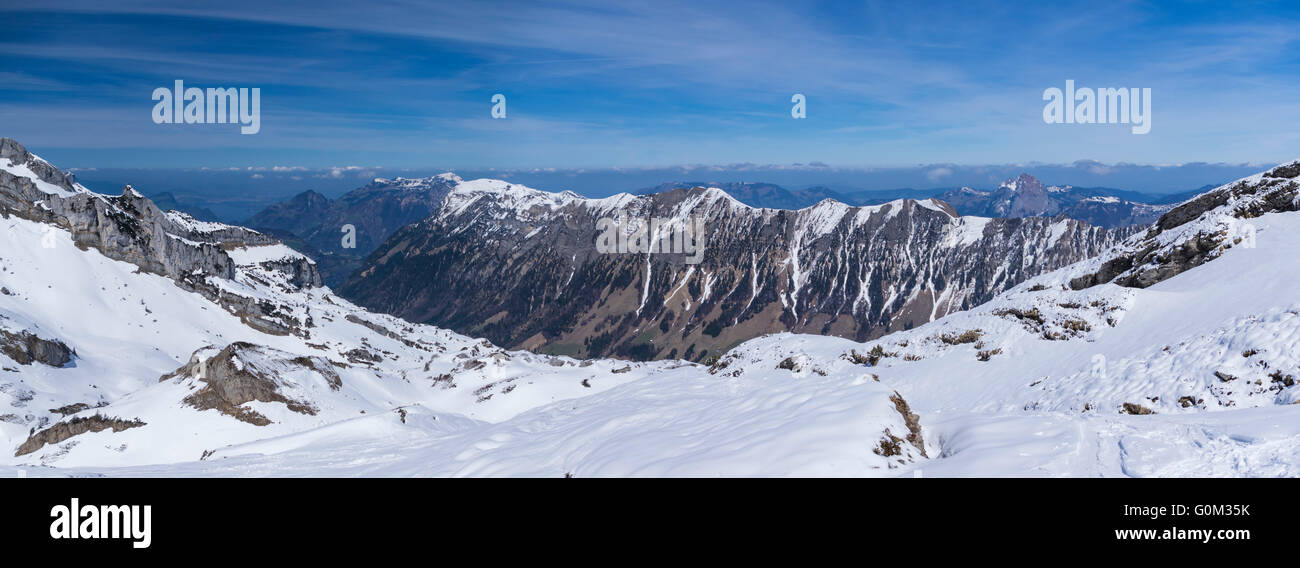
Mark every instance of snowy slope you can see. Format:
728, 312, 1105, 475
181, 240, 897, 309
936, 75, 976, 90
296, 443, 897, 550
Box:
3, 136, 1297, 477
87, 160, 1297, 478
708, 167, 1300, 476
0, 138, 925, 474
27, 204, 1300, 477
0, 207, 925, 474
0, 210, 685, 467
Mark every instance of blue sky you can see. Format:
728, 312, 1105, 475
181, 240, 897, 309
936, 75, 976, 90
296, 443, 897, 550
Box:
3, 0, 1300, 176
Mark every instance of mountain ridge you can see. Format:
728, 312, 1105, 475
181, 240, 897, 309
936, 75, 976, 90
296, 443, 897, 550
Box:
3, 137, 1299, 476
8, 137, 854, 471
341, 178, 1131, 362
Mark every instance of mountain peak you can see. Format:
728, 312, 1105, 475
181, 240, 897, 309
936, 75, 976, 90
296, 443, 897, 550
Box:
0, 137, 85, 196
923, 198, 960, 218
0, 137, 30, 163
1001, 173, 1043, 193
1265, 160, 1300, 180
699, 185, 748, 205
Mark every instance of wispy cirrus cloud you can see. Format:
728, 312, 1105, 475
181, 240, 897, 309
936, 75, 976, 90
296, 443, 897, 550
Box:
2, 1, 1300, 170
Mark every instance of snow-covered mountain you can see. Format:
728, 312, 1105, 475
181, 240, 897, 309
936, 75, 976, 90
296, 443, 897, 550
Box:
709, 162, 1300, 476
341, 176, 1129, 362
3, 136, 1298, 477
662, 175, 1175, 228
0, 138, 925, 474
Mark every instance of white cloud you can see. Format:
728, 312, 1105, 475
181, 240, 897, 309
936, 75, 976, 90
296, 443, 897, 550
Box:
926, 167, 953, 182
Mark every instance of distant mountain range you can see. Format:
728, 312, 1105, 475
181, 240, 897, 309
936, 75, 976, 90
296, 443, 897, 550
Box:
243, 176, 455, 285
642, 175, 1188, 228
934, 174, 1175, 228
144, 191, 221, 222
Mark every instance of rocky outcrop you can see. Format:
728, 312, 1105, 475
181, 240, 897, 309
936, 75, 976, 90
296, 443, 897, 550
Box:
1, 139, 320, 283
0, 137, 79, 191
15, 414, 145, 456
0, 138, 322, 338
161, 342, 339, 426
0, 329, 72, 367
888, 392, 927, 458
1071, 162, 1300, 291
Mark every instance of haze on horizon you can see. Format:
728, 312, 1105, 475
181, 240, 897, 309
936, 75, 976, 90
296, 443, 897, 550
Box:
2, 1, 1299, 172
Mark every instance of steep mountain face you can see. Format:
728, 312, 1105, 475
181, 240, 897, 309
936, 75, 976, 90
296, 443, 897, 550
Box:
939, 173, 1172, 228
246, 189, 333, 236
245, 175, 456, 285
0, 139, 321, 336
340, 178, 1130, 362
0, 138, 927, 475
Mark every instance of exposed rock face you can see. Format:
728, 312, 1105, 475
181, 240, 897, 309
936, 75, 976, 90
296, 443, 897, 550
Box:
0, 329, 72, 367
888, 392, 927, 458
0, 137, 322, 337
50, 402, 93, 417
160, 342, 340, 426
0, 138, 78, 190
0, 157, 239, 281
341, 181, 1131, 362
246, 176, 456, 285
15, 414, 145, 456
938, 174, 1173, 228
1070, 162, 1300, 290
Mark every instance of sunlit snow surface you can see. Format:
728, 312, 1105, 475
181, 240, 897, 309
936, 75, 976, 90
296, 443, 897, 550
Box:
3, 165, 1300, 477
